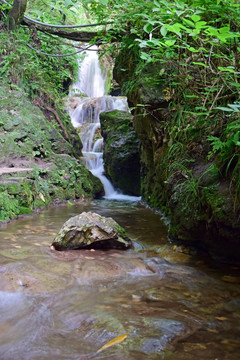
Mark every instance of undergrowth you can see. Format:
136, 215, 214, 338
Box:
87, 0, 240, 205
0, 27, 79, 103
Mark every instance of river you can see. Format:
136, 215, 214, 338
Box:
0, 199, 240, 359
1, 46, 240, 360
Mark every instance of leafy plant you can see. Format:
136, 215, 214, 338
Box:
208, 117, 240, 203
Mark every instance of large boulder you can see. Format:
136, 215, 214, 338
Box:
51, 211, 132, 250
100, 110, 141, 196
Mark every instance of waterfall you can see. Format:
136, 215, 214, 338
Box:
68, 45, 141, 201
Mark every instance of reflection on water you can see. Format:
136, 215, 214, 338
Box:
0, 199, 240, 359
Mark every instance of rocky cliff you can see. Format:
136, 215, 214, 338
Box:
113, 49, 240, 263
0, 84, 103, 222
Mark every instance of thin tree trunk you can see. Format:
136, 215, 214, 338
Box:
9, 0, 27, 29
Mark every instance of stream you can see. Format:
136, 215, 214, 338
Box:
1, 46, 240, 360
0, 200, 240, 359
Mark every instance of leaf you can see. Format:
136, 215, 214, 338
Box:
67, 200, 74, 206
143, 23, 153, 33
227, 104, 240, 112
39, 193, 45, 203
160, 26, 168, 36
195, 21, 207, 29
192, 61, 209, 68
97, 334, 127, 353
182, 18, 195, 28
188, 46, 200, 53
191, 14, 201, 22
218, 66, 235, 73
215, 106, 234, 112
175, 10, 185, 17
140, 52, 153, 62
164, 40, 176, 46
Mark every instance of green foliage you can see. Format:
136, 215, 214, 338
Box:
84, 0, 240, 201
27, 0, 92, 25
208, 117, 240, 203
170, 162, 223, 221
0, 28, 78, 101
0, 191, 20, 221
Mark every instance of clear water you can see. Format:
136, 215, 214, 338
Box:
0, 200, 240, 360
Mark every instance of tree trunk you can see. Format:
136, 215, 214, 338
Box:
9, 0, 27, 29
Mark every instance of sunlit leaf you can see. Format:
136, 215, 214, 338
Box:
218, 66, 235, 73
97, 334, 127, 353
215, 106, 234, 112
164, 40, 176, 46
195, 21, 207, 29
192, 61, 209, 68
99, 0, 109, 4
191, 14, 201, 22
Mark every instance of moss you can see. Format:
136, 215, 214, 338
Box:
6, 183, 20, 195
116, 224, 127, 238
0, 83, 103, 223
19, 206, 33, 215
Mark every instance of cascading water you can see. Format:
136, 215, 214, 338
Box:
68, 46, 141, 201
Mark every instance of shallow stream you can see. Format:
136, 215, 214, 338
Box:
0, 199, 240, 359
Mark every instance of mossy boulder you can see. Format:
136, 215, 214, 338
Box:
52, 211, 132, 250
100, 110, 140, 196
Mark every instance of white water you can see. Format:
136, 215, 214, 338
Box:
69, 46, 141, 202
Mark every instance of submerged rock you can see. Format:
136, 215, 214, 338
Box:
52, 211, 132, 251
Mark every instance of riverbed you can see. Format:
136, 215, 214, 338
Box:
0, 199, 240, 359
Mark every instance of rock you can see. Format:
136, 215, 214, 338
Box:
51, 211, 133, 250
113, 47, 240, 263
100, 110, 141, 196
0, 85, 103, 222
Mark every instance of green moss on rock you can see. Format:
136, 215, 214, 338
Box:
0, 84, 103, 222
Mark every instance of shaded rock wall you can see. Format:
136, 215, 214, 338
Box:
113, 50, 240, 263
100, 110, 140, 196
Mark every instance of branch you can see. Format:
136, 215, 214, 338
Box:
34, 98, 69, 141
23, 14, 112, 29
27, 43, 99, 57
22, 17, 99, 42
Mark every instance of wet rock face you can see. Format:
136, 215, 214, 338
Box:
52, 212, 132, 251
100, 110, 141, 196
